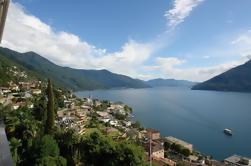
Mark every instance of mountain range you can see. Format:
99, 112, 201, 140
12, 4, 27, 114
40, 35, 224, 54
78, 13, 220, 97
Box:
145, 78, 197, 87
3, 46, 249, 92
192, 59, 251, 92
0, 47, 150, 91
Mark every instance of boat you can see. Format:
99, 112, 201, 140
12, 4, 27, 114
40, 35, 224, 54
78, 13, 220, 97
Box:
223, 128, 232, 136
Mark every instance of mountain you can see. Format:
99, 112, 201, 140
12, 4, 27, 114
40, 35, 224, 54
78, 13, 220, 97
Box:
0, 47, 150, 91
192, 60, 251, 92
145, 78, 197, 87
0, 52, 38, 86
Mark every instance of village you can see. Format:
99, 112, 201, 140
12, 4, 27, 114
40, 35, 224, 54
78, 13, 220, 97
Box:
1, 67, 251, 166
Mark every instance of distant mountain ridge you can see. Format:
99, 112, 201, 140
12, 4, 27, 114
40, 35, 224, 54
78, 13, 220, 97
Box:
192, 60, 251, 92
0, 47, 150, 91
145, 78, 197, 87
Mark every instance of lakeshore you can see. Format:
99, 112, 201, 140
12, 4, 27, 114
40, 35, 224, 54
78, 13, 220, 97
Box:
0, 67, 250, 165
75, 87, 251, 160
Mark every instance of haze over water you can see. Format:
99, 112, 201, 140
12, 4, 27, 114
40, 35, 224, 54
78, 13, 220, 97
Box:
75, 87, 251, 160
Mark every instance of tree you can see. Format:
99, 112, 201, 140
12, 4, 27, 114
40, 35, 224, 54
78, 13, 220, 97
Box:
116, 141, 145, 166
9, 137, 22, 165
132, 121, 141, 129
32, 95, 47, 122
181, 148, 190, 157
78, 131, 145, 166
45, 79, 55, 134
54, 129, 80, 165
32, 135, 66, 166
164, 141, 171, 150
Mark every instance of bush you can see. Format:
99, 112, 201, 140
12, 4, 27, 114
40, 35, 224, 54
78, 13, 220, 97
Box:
181, 148, 190, 157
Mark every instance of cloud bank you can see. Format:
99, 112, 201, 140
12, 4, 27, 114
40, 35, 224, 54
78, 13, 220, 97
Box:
2, 2, 153, 79
2, 1, 249, 82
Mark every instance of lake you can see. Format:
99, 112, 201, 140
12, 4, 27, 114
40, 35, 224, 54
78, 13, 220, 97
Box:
75, 87, 251, 160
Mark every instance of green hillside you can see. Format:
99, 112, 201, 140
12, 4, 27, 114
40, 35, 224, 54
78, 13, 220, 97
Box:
192, 60, 251, 92
0, 47, 150, 91
0, 52, 37, 86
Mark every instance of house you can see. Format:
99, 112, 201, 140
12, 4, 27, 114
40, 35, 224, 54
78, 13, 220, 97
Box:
152, 142, 165, 158
32, 89, 42, 95
124, 121, 131, 127
18, 82, 32, 89
110, 120, 119, 127
153, 157, 176, 166
10, 84, 19, 91
0, 97, 5, 104
24, 92, 32, 98
126, 128, 140, 140
165, 136, 193, 152
28, 104, 34, 109
94, 100, 102, 107
146, 128, 160, 140
12, 102, 25, 110
109, 103, 124, 110
100, 118, 110, 123
0, 87, 11, 94
81, 105, 92, 111
224, 155, 251, 166
97, 111, 109, 118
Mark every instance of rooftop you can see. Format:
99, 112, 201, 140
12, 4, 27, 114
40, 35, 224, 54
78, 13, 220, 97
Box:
146, 128, 159, 134
165, 136, 193, 148
225, 155, 251, 166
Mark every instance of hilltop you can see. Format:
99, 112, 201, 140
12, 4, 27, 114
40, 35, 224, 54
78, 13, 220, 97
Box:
192, 60, 251, 92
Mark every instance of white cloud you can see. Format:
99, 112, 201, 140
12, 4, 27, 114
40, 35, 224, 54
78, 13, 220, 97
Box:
230, 31, 251, 60
145, 56, 249, 82
3, 1, 249, 82
165, 0, 204, 29
1, 2, 155, 79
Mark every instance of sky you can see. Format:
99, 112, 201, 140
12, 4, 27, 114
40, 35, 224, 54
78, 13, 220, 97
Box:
2, 0, 251, 81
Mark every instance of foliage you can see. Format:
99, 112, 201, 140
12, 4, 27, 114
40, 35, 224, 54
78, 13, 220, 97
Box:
78, 131, 145, 166
45, 79, 55, 134
132, 120, 143, 129
113, 112, 127, 120
124, 105, 133, 113
31, 135, 66, 166
164, 141, 171, 150
53, 89, 65, 109
9, 137, 22, 165
54, 129, 80, 165
181, 148, 190, 157
169, 143, 190, 157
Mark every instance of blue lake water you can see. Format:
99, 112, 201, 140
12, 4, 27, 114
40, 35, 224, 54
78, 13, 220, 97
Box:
75, 87, 251, 160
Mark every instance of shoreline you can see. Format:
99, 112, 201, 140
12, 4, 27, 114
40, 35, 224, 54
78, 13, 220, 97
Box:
74, 88, 251, 161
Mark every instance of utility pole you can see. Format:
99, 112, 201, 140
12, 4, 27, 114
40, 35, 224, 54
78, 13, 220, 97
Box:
0, 0, 9, 43
149, 131, 152, 166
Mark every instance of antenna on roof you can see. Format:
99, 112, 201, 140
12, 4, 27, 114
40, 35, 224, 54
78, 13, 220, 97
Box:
0, 0, 9, 43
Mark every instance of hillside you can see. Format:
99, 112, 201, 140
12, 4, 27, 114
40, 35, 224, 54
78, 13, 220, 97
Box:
145, 78, 196, 87
0, 52, 37, 86
192, 60, 251, 92
0, 47, 150, 91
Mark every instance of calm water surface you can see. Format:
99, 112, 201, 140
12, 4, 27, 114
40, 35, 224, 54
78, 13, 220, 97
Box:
75, 87, 251, 160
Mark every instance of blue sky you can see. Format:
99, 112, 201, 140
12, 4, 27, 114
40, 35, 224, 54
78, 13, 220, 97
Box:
3, 0, 251, 81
